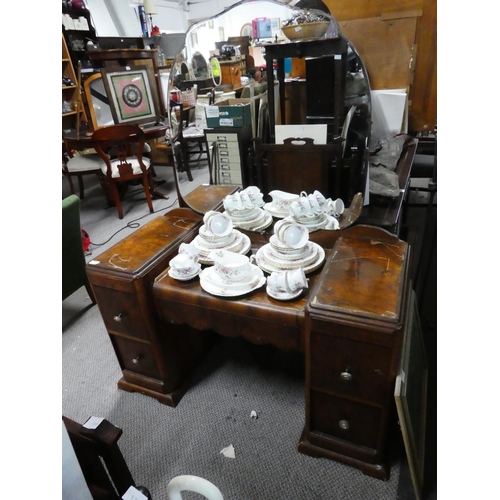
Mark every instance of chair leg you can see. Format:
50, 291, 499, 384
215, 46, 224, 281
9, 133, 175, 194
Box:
77, 174, 85, 199
182, 146, 193, 182
143, 173, 155, 213
66, 173, 76, 195
110, 182, 124, 219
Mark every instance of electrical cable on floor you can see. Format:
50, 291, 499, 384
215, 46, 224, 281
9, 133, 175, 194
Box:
85, 197, 179, 253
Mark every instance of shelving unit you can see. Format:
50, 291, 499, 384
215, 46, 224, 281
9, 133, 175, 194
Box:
62, 33, 86, 142
62, 5, 97, 78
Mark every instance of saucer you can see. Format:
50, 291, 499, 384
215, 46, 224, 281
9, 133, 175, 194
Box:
266, 286, 304, 301
256, 242, 325, 275
200, 264, 266, 297
263, 203, 289, 219
168, 263, 201, 281
195, 230, 252, 265
234, 209, 273, 232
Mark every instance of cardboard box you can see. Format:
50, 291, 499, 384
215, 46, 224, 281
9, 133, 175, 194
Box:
205, 99, 253, 128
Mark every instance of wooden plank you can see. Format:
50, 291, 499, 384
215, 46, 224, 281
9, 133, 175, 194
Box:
381, 9, 422, 20
339, 16, 418, 91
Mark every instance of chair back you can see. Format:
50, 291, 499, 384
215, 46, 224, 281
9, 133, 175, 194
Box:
92, 124, 148, 179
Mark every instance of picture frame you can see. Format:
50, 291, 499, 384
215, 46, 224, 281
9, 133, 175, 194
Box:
100, 65, 160, 126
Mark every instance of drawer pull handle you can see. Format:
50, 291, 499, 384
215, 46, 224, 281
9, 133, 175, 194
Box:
339, 420, 349, 430
113, 313, 123, 323
132, 356, 141, 364
340, 370, 352, 381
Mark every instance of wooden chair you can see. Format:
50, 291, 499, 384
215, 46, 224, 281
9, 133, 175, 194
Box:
254, 136, 347, 202
63, 416, 152, 500
92, 124, 155, 219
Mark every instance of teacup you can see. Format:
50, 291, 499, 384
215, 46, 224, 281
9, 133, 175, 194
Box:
243, 186, 264, 207
282, 223, 308, 249
326, 198, 345, 218
313, 190, 327, 208
290, 198, 313, 218
286, 268, 308, 293
274, 219, 294, 243
307, 194, 321, 213
178, 242, 199, 262
223, 194, 241, 212
169, 253, 197, 275
209, 250, 256, 282
267, 271, 291, 295
203, 211, 233, 237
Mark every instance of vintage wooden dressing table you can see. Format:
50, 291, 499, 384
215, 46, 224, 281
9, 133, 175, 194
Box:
86, 203, 412, 480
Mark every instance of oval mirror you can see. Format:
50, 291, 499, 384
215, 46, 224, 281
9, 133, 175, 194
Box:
167, 0, 372, 210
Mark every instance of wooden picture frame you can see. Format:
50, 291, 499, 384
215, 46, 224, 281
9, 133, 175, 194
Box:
395, 289, 428, 500
100, 65, 160, 126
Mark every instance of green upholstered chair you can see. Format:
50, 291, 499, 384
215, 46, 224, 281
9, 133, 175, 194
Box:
62, 194, 96, 303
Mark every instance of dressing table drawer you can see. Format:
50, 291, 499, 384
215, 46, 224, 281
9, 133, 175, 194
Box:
310, 391, 383, 451
310, 332, 392, 405
92, 285, 149, 341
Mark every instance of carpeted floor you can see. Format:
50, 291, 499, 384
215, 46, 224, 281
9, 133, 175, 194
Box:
62, 162, 437, 499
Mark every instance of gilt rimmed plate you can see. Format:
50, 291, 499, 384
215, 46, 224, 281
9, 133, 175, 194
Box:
263, 203, 290, 219
266, 286, 304, 301
256, 242, 325, 274
199, 264, 266, 297
196, 231, 251, 265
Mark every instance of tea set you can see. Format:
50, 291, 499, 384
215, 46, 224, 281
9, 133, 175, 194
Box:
167, 187, 345, 300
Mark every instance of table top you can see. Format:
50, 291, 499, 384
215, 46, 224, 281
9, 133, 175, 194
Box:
64, 122, 168, 150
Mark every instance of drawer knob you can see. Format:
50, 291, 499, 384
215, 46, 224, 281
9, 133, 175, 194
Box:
132, 356, 141, 364
340, 370, 352, 381
339, 420, 350, 430
113, 313, 123, 323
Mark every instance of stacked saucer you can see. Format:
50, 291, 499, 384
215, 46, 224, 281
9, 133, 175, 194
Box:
192, 226, 251, 265
255, 220, 325, 275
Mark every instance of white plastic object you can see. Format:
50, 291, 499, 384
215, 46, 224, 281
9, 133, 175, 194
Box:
166, 475, 223, 500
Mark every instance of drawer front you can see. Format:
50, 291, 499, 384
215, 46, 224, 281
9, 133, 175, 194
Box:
310, 391, 383, 450
310, 332, 392, 405
217, 156, 241, 168
110, 335, 161, 380
93, 285, 149, 341
217, 141, 240, 152
218, 170, 243, 185
206, 133, 239, 144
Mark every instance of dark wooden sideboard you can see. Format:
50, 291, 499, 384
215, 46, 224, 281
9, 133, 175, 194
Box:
86, 208, 412, 480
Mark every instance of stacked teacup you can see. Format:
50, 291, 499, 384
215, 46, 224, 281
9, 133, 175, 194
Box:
168, 243, 201, 281
288, 190, 344, 231
256, 219, 322, 274
192, 210, 249, 263
223, 186, 271, 231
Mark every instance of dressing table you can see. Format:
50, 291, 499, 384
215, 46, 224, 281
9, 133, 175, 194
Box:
86, 203, 412, 480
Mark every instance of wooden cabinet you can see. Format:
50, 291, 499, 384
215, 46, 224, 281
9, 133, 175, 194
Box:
219, 58, 244, 90
300, 226, 410, 479
85, 209, 211, 407
62, 34, 86, 139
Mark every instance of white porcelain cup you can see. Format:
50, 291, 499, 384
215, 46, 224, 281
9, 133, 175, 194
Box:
326, 198, 345, 217
223, 194, 246, 212
238, 191, 254, 209
203, 211, 233, 237
274, 219, 294, 244
169, 253, 197, 275
307, 194, 321, 213
313, 190, 327, 208
285, 268, 308, 293
283, 223, 309, 249
178, 243, 199, 263
267, 271, 292, 294
209, 250, 255, 282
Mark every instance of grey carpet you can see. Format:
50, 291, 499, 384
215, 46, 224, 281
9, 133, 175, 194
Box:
62, 162, 421, 499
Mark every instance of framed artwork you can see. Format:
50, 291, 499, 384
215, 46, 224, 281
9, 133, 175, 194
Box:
101, 65, 160, 126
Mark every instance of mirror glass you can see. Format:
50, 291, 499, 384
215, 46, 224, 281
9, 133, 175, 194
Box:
167, 0, 372, 203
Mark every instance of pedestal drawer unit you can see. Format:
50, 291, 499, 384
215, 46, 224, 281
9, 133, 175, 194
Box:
300, 226, 410, 480
86, 208, 208, 407
205, 126, 252, 187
